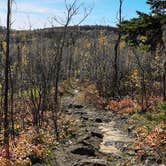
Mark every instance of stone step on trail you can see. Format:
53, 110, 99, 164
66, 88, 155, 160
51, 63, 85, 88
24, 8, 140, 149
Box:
73, 159, 109, 166
99, 121, 133, 156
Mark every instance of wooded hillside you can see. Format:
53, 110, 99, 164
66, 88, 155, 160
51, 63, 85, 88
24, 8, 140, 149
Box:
0, 0, 165, 165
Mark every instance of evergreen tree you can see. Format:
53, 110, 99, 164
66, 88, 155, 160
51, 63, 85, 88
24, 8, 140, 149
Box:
120, 0, 166, 52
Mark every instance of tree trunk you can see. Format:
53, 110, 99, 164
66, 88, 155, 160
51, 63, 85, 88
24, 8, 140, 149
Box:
164, 61, 166, 101
112, 0, 123, 98
113, 35, 120, 97
4, 0, 11, 159
53, 25, 67, 140
9, 66, 15, 139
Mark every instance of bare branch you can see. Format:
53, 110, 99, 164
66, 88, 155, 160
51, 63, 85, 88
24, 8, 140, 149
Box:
52, 0, 92, 27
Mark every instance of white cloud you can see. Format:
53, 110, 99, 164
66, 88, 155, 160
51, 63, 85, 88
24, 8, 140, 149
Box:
0, 0, 94, 30
13, 1, 64, 14
0, 0, 65, 29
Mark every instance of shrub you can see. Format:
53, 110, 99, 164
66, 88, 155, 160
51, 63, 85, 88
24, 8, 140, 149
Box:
106, 97, 141, 114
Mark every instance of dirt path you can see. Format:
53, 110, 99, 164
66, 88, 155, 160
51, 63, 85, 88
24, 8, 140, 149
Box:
39, 87, 142, 166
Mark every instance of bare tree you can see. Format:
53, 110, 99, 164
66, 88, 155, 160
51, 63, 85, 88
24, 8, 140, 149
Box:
112, 0, 123, 98
4, 0, 12, 159
131, 49, 149, 112
51, 0, 92, 139
164, 60, 166, 101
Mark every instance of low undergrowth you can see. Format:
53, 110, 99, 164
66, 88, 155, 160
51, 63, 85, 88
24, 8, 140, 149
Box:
103, 96, 166, 164
0, 113, 78, 166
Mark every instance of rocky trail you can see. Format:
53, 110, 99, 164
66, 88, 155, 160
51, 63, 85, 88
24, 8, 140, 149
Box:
37, 86, 147, 166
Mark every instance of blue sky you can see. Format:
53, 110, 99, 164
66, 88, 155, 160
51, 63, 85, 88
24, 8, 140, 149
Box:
0, 0, 150, 30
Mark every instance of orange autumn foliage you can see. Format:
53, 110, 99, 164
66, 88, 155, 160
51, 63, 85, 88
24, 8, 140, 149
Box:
144, 127, 166, 147
134, 123, 166, 157
106, 97, 141, 114
0, 128, 54, 165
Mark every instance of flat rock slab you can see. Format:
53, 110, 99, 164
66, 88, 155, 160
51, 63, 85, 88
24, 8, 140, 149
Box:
99, 121, 133, 156
74, 159, 109, 166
